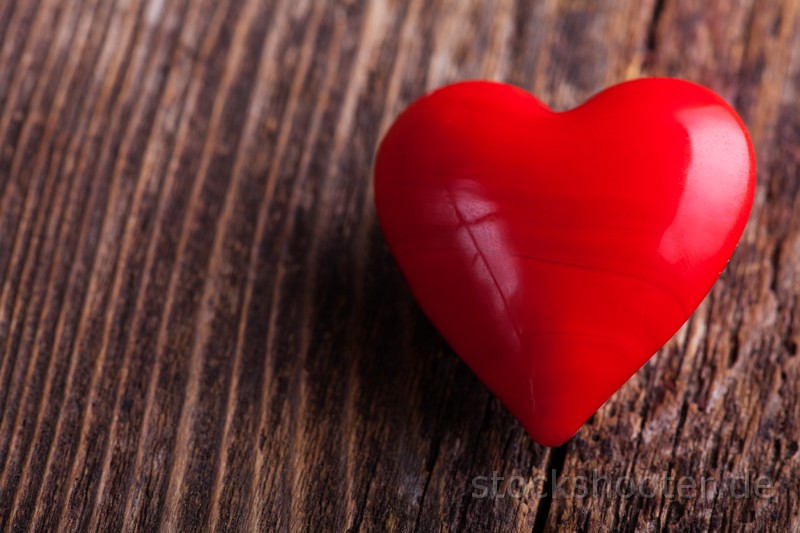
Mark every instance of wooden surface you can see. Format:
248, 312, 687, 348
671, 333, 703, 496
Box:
0, 0, 799, 531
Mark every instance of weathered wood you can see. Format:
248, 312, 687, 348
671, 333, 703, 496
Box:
0, 0, 798, 531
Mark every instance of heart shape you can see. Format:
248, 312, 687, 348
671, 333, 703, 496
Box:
373, 79, 755, 447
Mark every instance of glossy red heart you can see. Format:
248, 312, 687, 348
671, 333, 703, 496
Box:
373, 79, 755, 447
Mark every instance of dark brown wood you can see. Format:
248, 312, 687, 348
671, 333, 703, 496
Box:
0, 0, 798, 531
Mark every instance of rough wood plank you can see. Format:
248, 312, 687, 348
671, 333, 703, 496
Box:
0, 0, 798, 531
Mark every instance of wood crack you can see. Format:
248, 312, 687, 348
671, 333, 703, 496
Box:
532, 444, 568, 532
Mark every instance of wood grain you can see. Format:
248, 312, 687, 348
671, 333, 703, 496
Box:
0, 0, 798, 531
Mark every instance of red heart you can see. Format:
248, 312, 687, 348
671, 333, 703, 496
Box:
373, 79, 755, 447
